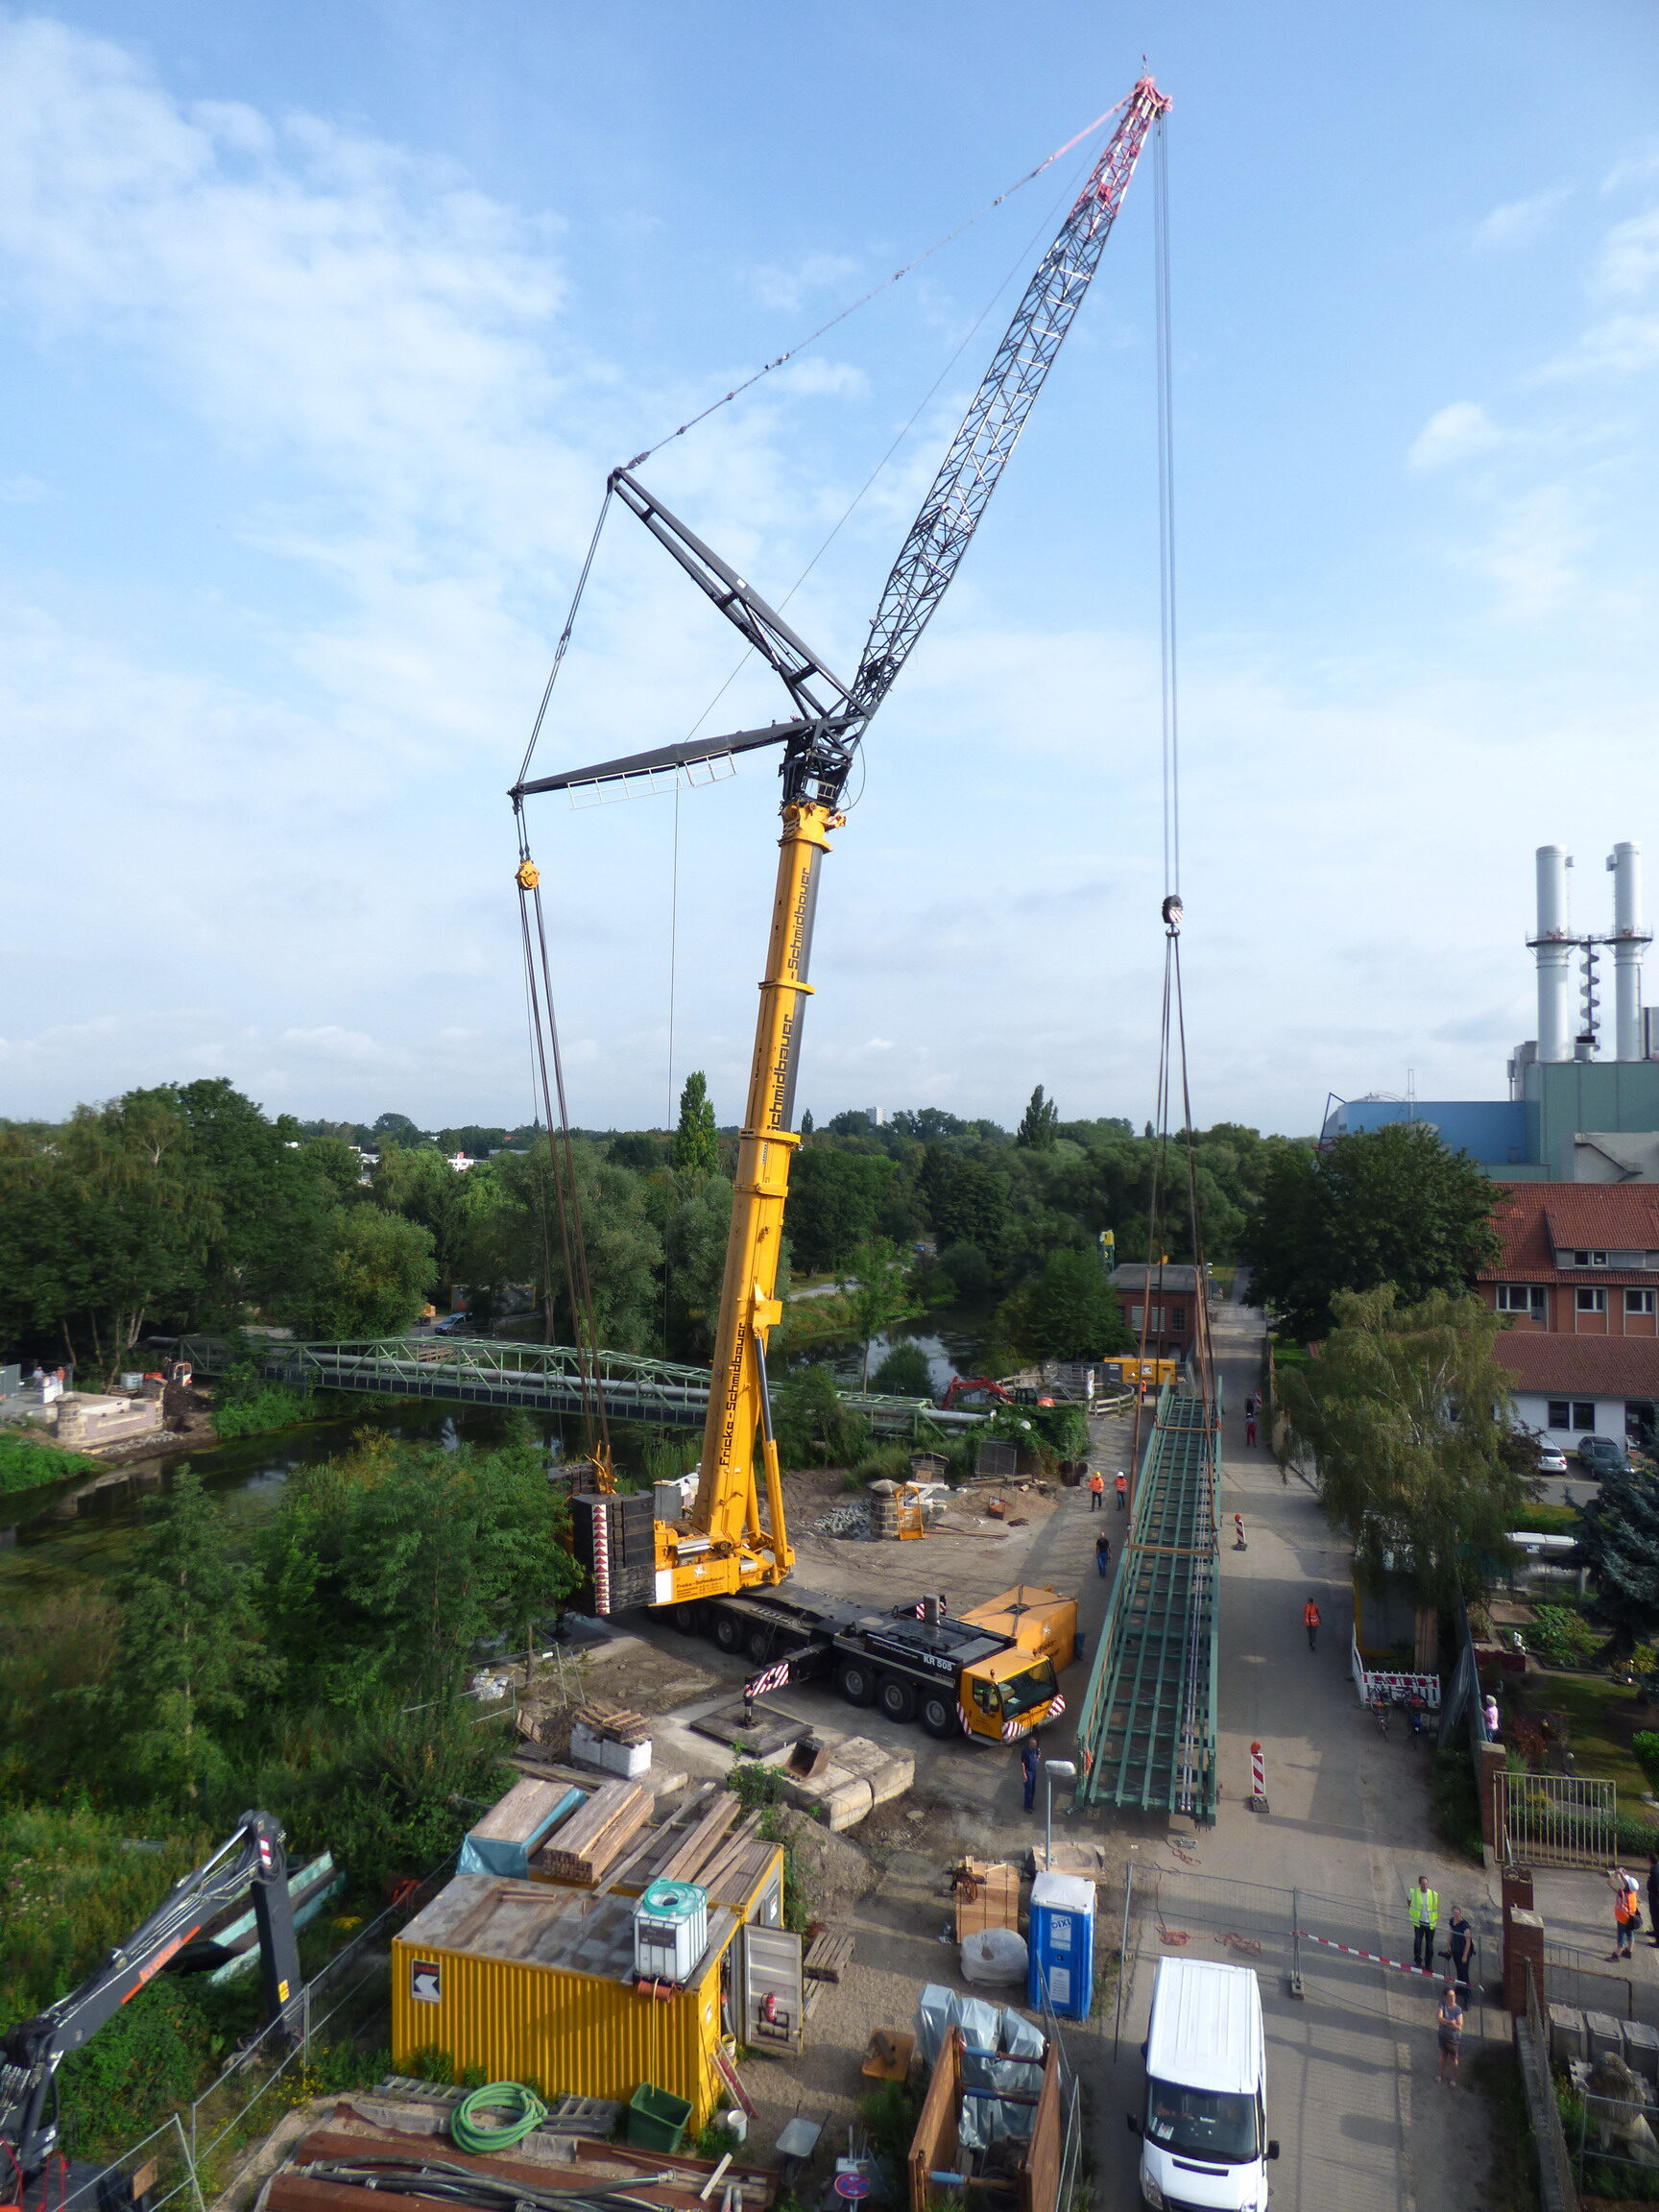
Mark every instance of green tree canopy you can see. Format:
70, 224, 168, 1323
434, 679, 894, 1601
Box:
1241, 1122, 1500, 1340
998, 1248, 1133, 1362
1575, 1467, 1659, 1658
1016, 1086, 1060, 1149
871, 1340, 933, 1398
671, 1071, 719, 1176
840, 1238, 920, 1387
917, 1147, 1011, 1260
110, 1468, 270, 1803
302, 1204, 436, 1338
1276, 1286, 1528, 1609
786, 1148, 896, 1272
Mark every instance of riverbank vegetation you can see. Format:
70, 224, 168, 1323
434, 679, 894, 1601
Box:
3, 1076, 1313, 1391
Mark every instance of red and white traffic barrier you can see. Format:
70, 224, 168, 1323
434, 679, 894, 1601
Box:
1248, 1742, 1267, 1811
1295, 1928, 1440, 1979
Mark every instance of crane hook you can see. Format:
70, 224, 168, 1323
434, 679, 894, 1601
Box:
1162, 893, 1183, 936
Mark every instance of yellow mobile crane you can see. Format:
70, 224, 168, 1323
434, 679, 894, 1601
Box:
513, 82, 1167, 1669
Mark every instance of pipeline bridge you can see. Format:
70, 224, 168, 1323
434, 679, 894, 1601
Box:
178, 1334, 984, 1438
1072, 1381, 1221, 1822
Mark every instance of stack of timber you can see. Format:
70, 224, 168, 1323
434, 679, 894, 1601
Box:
572, 1699, 649, 1746
953, 1859, 1021, 1942
613, 1788, 775, 1909
530, 1779, 652, 1887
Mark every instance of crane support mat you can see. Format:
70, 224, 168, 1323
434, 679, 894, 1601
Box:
690, 1700, 810, 1753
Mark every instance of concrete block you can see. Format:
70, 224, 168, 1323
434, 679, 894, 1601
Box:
1622, 2018, 1659, 2086
778, 1735, 914, 1831
1549, 2006, 1587, 2065
1584, 2009, 1623, 2066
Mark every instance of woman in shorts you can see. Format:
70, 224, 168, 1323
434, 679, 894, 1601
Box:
1436, 1984, 1464, 2086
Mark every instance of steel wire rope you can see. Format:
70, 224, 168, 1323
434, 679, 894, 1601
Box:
620, 93, 1141, 472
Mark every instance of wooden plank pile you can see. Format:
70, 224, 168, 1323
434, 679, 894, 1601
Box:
531, 1779, 652, 1886
572, 1698, 650, 1746
271, 2125, 778, 2212
953, 1859, 1021, 1942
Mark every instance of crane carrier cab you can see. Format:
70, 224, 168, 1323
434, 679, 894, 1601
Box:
668, 1583, 1073, 1743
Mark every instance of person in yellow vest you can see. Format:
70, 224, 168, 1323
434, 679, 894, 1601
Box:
1409, 1874, 1439, 1971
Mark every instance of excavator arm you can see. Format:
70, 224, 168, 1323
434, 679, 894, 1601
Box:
512, 77, 1167, 1606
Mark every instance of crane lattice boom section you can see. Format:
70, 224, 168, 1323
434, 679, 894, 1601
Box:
853, 77, 1169, 717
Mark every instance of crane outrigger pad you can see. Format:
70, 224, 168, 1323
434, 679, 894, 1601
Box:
691, 1701, 811, 1754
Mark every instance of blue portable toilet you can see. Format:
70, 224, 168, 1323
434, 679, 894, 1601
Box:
1026, 1869, 1094, 2020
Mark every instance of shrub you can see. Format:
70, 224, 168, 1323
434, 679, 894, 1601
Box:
0, 1433, 101, 1495
1527, 1605, 1600, 1669
870, 1342, 933, 1398
1633, 1732, 1659, 1790
210, 1381, 315, 1439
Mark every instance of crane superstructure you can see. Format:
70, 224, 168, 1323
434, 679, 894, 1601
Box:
513, 76, 1167, 1617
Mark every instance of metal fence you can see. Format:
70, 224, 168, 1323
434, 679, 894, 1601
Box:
52, 1859, 455, 2212
1497, 1771, 1618, 1869
1520, 1962, 1581, 2212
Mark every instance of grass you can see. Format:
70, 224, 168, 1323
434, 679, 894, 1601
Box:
0, 1431, 102, 1495
1520, 1670, 1659, 1808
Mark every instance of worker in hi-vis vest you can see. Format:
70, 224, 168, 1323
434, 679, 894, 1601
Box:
1408, 1874, 1440, 1970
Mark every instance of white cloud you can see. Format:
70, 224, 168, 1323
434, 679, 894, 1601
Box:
749, 251, 860, 315
1596, 206, 1659, 300
0, 472, 48, 503
1472, 186, 1570, 251
1408, 400, 1508, 470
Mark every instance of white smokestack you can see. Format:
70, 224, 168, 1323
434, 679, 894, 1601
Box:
1534, 845, 1573, 1062
1608, 841, 1651, 1062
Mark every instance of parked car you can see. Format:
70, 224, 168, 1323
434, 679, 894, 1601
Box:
1577, 1433, 1635, 1476
431, 1310, 474, 1336
1536, 1445, 1569, 1476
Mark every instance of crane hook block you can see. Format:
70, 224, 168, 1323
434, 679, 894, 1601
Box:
517, 859, 541, 890
1162, 893, 1183, 935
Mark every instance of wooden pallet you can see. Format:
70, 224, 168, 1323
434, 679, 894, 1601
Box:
953, 1860, 1021, 1942
574, 1698, 651, 1746
804, 1926, 855, 1983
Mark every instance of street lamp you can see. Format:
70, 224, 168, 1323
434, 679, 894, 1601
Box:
1043, 1759, 1077, 1872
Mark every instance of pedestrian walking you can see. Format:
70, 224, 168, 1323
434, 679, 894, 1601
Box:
1647, 1853, 1659, 1948
1095, 1531, 1112, 1577
1446, 1906, 1475, 2004
1087, 1470, 1105, 1511
1303, 1598, 1321, 1651
1114, 1471, 1128, 1511
1483, 1693, 1501, 1739
1435, 1985, 1464, 2086
1233, 1514, 1246, 1551
1244, 1415, 1258, 1447
1408, 1875, 1440, 1971
1609, 1865, 1642, 1959
1020, 1733, 1040, 1812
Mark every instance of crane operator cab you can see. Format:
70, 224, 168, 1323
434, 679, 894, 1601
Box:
1127, 1959, 1279, 2211
960, 1649, 1061, 1740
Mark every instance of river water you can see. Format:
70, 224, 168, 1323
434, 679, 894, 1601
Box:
0, 1303, 995, 1603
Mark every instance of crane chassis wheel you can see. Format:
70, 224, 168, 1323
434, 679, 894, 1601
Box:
877, 1674, 917, 1724
836, 1659, 876, 1707
920, 1691, 957, 1738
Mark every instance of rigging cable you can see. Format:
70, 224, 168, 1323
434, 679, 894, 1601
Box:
621, 93, 1141, 472
1153, 111, 1180, 898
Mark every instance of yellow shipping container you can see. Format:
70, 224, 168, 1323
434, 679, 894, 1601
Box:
392, 1876, 741, 2127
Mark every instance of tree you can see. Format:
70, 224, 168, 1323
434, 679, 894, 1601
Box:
492, 1138, 663, 1351
258, 1430, 582, 1706
1575, 1467, 1659, 1658
785, 1149, 895, 1272
841, 1238, 918, 1387
772, 1364, 870, 1470
1275, 1286, 1529, 1609
110, 1468, 269, 1803
918, 1147, 1011, 1261
871, 1340, 933, 1398
672, 1072, 719, 1177
800, 1110, 815, 1137
169, 1078, 334, 1326
1017, 1086, 1060, 1149
303, 1205, 436, 1338
658, 1172, 733, 1359
1241, 1122, 1501, 1341
998, 1248, 1132, 1362
373, 1113, 427, 1144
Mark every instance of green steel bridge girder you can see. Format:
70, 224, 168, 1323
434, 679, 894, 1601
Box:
175, 1334, 986, 1438
1072, 1382, 1221, 1823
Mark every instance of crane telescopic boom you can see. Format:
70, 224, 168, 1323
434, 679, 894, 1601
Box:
512, 76, 1167, 1607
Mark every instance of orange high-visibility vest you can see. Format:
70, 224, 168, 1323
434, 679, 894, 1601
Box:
1087, 1472, 1104, 1494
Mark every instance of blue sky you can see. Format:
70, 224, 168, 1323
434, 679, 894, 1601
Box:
1, 1, 1655, 1137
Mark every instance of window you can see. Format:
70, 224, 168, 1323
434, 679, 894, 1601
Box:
1628, 1289, 1657, 1316
1130, 1306, 1143, 1330
1496, 1285, 1546, 1315
1574, 1402, 1596, 1431
1573, 1249, 1610, 1267
1577, 1287, 1608, 1313
1549, 1399, 1597, 1431
1171, 1306, 1188, 1332
1548, 1401, 1571, 1431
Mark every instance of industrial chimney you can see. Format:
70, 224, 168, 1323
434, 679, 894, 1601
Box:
1532, 845, 1573, 1063
1607, 841, 1652, 1062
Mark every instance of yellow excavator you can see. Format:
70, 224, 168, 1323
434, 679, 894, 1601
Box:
512, 82, 1166, 1734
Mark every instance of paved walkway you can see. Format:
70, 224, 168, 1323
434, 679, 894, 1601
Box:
1085, 1295, 1499, 2212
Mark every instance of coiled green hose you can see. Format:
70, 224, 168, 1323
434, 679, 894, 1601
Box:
450, 2081, 549, 2153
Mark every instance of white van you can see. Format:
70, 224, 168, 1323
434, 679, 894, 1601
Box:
1128, 1958, 1279, 2210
